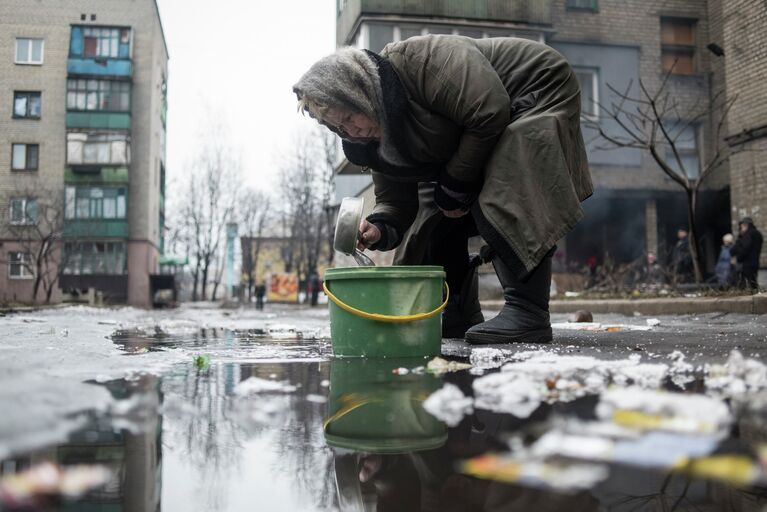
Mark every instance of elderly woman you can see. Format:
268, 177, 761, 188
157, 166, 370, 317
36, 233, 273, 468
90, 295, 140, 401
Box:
294, 35, 592, 343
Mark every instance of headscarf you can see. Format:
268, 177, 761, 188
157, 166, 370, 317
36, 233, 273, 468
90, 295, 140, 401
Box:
293, 47, 410, 167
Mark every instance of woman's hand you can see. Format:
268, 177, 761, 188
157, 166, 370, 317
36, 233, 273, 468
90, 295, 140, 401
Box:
357, 219, 381, 250
440, 208, 469, 219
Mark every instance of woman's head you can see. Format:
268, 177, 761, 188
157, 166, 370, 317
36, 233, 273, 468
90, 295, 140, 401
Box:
293, 47, 384, 140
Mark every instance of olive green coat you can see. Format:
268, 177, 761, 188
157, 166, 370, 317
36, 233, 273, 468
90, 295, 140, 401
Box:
368, 35, 592, 276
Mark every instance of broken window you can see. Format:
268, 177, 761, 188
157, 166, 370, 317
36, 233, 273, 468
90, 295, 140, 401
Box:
9, 197, 37, 225
13, 91, 41, 118
661, 18, 696, 75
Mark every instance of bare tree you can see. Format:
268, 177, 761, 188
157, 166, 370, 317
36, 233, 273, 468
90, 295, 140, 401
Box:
176, 124, 241, 301
239, 188, 271, 302
277, 127, 337, 288
584, 62, 739, 283
0, 190, 65, 304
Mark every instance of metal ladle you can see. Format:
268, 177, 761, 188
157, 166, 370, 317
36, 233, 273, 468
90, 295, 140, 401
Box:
334, 197, 375, 266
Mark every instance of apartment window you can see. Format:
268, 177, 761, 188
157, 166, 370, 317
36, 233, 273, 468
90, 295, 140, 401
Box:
9, 198, 38, 225
13, 92, 41, 119
15, 38, 44, 64
83, 27, 127, 58
66, 133, 130, 166
664, 124, 700, 178
66, 79, 130, 112
65, 187, 127, 220
62, 241, 126, 275
574, 67, 599, 119
566, 0, 598, 11
8, 252, 33, 279
11, 144, 39, 171
661, 18, 696, 75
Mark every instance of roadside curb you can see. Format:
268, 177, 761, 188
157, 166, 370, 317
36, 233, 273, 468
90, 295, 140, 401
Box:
482, 293, 767, 316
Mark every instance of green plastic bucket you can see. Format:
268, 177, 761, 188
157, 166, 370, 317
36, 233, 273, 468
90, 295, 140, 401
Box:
323, 266, 446, 358
324, 358, 447, 453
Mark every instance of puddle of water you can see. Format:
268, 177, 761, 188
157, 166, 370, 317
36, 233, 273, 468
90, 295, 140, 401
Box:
3, 329, 767, 511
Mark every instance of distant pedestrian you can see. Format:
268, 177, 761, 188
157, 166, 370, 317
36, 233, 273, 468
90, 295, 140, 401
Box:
730, 217, 763, 291
308, 273, 321, 306
670, 227, 693, 284
255, 282, 266, 310
637, 252, 665, 286
714, 233, 735, 287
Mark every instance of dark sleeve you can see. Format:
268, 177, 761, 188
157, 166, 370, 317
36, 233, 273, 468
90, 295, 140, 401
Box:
731, 233, 751, 259
365, 171, 419, 251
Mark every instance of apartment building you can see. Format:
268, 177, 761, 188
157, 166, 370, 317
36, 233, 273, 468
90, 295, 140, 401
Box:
0, 0, 168, 306
334, 0, 740, 274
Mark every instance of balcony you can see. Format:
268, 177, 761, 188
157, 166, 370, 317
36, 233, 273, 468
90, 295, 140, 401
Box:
66, 112, 131, 130
68, 26, 132, 78
338, 0, 552, 43
63, 220, 129, 238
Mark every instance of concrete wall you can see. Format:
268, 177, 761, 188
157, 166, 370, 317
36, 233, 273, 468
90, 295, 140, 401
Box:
0, 0, 168, 306
719, 0, 767, 266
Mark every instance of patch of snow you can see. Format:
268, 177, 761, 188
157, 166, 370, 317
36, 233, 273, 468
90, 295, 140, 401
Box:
423, 383, 473, 427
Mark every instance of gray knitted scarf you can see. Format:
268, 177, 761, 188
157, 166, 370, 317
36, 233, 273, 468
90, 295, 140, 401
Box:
293, 47, 410, 167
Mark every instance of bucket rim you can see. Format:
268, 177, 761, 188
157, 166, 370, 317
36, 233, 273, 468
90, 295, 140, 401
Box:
324, 266, 445, 280
324, 432, 447, 453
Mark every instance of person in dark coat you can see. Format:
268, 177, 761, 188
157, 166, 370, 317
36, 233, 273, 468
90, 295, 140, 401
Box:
714, 233, 735, 287
730, 217, 763, 291
670, 227, 693, 284
294, 36, 592, 344
254, 282, 266, 310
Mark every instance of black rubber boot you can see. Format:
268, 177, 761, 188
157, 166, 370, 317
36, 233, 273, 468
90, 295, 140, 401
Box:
465, 255, 552, 344
442, 259, 484, 339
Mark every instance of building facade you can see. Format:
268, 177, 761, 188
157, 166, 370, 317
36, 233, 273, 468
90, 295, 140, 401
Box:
0, 0, 168, 307
333, 0, 746, 277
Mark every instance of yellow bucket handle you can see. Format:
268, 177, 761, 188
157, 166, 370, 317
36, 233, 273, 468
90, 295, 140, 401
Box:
323, 280, 449, 323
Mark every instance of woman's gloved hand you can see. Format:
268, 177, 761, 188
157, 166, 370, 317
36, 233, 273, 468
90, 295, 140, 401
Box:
434, 183, 475, 218
357, 219, 381, 250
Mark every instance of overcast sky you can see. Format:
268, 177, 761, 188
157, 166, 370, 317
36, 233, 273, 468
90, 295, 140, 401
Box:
156, 0, 336, 192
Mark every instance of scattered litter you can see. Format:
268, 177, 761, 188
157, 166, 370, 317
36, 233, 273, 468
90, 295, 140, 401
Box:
426, 357, 472, 374
305, 394, 327, 404
596, 387, 731, 435
96, 320, 119, 326
461, 454, 608, 492
392, 367, 410, 375
320, 380, 330, 387
193, 354, 210, 370
568, 310, 593, 323
0, 462, 111, 507
423, 383, 473, 427
673, 454, 761, 486
234, 376, 297, 395
551, 322, 652, 332
646, 318, 661, 327
564, 291, 581, 298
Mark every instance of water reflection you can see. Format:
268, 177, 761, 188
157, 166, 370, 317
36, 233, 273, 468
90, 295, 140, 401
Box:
0, 374, 162, 511
5, 329, 767, 511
